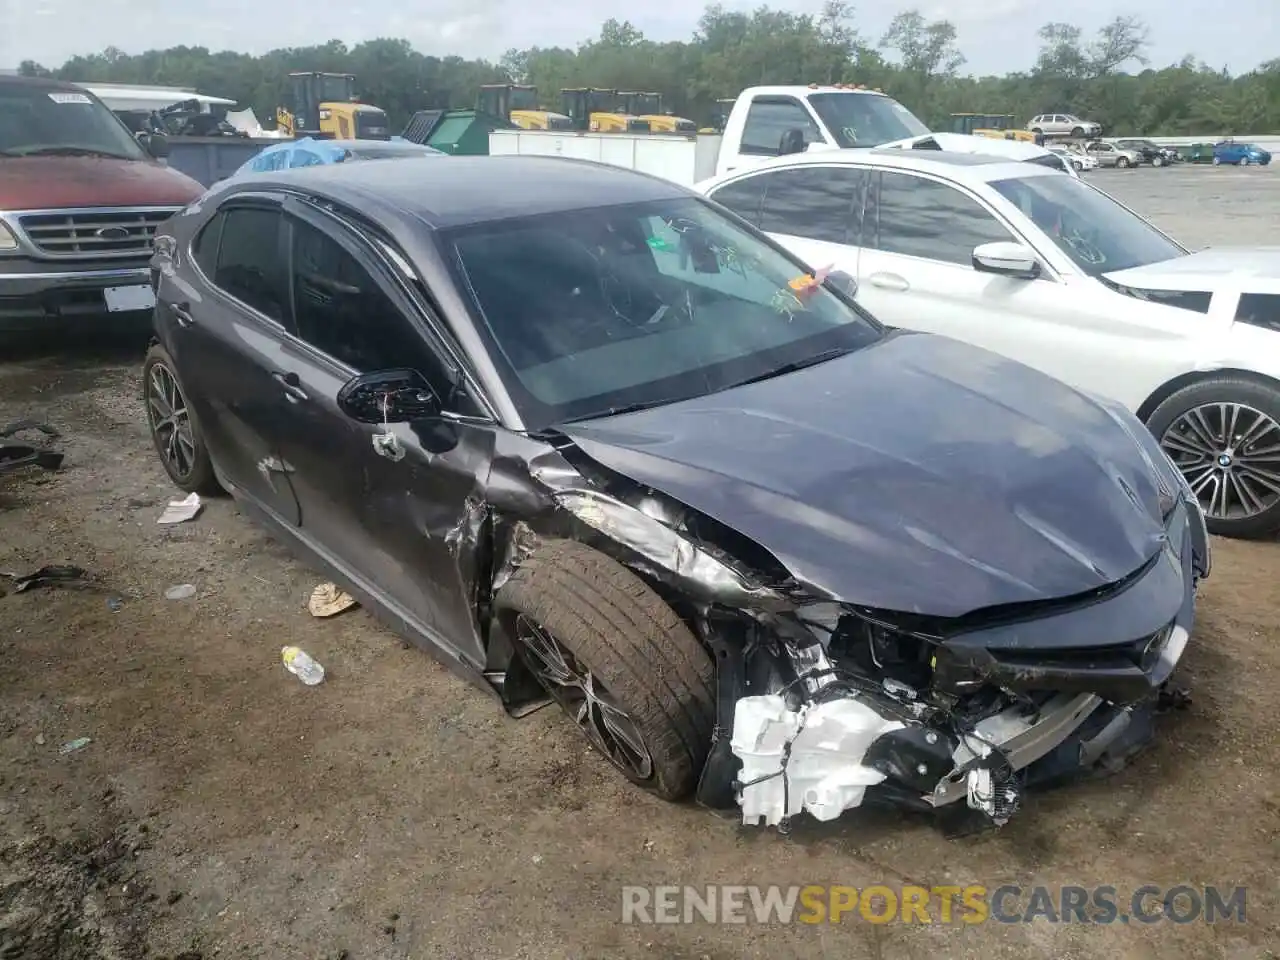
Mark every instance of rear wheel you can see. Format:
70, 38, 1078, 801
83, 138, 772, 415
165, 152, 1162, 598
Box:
143, 344, 220, 495
1146, 377, 1280, 539
1031, 127, 1043, 136
495, 539, 715, 800
1153, 155, 1164, 167
1213, 156, 1222, 165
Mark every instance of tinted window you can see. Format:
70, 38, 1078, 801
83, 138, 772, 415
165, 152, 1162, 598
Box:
991, 174, 1186, 277
758, 167, 864, 244
708, 177, 767, 225
741, 98, 821, 156
1236, 294, 1280, 332
191, 215, 223, 277
213, 207, 286, 320
289, 218, 443, 379
446, 197, 882, 429
871, 171, 1012, 264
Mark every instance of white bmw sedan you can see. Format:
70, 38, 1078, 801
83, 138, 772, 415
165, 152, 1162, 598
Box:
694, 150, 1280, 538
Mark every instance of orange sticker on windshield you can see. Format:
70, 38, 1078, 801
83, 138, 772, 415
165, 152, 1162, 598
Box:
787, 265, 833, 297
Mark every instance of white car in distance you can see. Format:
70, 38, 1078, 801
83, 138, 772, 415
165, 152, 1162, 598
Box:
694, 150, 1280, 538
1048, 143, 1098, 172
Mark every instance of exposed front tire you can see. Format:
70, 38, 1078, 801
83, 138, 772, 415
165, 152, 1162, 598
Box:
1117, 156, 1131, 168
1146, 377, 1280, 539
496, 538, 715, 800
1070, 126, 1084, 138
142, 344, 220, 495
1153, 155, 1164, 167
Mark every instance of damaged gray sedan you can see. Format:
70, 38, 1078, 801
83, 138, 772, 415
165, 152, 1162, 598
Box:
145, 156, 1210, 833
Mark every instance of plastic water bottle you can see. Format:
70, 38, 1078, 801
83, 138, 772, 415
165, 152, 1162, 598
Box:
281, 646, 324, 685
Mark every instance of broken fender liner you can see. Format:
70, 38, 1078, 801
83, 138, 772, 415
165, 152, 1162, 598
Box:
0, 419, 64, 475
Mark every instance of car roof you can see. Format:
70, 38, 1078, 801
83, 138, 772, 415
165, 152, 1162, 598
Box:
697, 148, 1057, 189
0, 74, 96, 94
234, 155, 689, 229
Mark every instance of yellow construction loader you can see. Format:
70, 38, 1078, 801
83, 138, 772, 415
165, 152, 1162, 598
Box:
951, 113, 1041, 144
477, 84, 572, 130
560, 88, 650, 133
275, 72, 391, 140
618, 92, 696, 134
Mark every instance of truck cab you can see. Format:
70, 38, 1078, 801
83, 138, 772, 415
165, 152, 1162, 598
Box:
0, 75, 204, 333
716, 84, 932, 176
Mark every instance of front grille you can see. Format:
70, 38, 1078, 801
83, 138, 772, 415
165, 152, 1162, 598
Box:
17, 208, 179, 258
994, 624, 1174, 672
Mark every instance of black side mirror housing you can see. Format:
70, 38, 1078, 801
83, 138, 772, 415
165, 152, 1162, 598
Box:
778, 127, 807, 156
337, 369, 440, 424
139, 132, 170, 159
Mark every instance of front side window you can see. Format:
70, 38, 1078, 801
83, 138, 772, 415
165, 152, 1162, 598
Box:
991, 174, 1186, 277
0, 84, 146, 160
740, 98, 821, 156
757, 166, 865, 244
288, 218, 446, 385
445, 197, 882, 429
213, 207, 286, 321
870, 171, 1013, 265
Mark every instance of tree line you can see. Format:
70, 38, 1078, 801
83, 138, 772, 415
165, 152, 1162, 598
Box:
19, 2, 1280, 136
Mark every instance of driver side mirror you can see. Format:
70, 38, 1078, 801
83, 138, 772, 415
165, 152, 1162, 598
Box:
337, 369, 441, 424
138, 132, 170, 159
778, 127, 808, 156
824, 268, 858, 299
972, 241, 1041, 280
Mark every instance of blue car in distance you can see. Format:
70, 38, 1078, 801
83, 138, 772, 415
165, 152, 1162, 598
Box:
1213, 140, 1272, 166
233, 137, 443, 177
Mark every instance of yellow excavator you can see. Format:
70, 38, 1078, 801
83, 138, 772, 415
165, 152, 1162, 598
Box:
617, 92, 696, 134
951, 113, 1041, 144
560, 88, 650, 133
477, 84, 573, 130
275, 72, 391, 140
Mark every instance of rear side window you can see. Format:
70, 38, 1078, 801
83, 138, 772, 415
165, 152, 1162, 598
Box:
740, 98, 821, 156
708, 177, 767, 226
213, 207, 286, 321
1236, 293, 1280, 331
757, 166, 865, 244
870, 171, 1013, 265
191, 215, 223, 277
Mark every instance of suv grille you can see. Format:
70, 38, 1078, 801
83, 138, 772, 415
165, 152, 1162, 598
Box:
17, 208, 180, 258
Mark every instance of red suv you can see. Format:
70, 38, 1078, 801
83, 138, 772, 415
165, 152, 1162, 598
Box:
0, 75, 204, 333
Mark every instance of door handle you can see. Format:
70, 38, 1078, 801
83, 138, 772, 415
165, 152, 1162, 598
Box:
171, 301, 194, 328
868, 272, 910, 292
271, 370, 309, 403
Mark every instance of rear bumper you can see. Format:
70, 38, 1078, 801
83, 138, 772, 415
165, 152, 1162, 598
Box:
0, 257, 152, 331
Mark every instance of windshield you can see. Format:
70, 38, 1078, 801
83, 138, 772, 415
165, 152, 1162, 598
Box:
317, 75, 354, 103
0, 84, 146, 160
991, 175, 1186, 277
509, 87, 538, 111
445, 197, 883, 428
807, 92, 930, 148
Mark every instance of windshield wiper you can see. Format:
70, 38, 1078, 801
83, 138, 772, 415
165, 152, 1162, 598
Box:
15, 146, 133, 160
721, 346, 856, 390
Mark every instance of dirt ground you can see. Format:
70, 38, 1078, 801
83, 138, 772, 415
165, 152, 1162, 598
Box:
2, 168, 1279, 960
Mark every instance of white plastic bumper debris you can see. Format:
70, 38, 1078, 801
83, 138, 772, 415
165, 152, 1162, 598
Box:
731, 694, 907, 826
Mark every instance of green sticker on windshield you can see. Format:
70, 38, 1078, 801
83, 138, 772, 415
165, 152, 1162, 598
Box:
647, 236, 675, 252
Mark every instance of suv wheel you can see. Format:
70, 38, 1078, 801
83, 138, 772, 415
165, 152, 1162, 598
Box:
1147, 376, 1280, 539
1070, 126, 1084, 138
495, 539, 715, 800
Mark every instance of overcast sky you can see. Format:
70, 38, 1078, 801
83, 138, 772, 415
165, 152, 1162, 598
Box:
3, 0, 1275, 78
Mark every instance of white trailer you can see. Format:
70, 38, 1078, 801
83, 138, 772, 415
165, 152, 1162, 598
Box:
487, 129, 723, 187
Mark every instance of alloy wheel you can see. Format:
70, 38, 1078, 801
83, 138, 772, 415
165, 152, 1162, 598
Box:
514, 614, 654, 781
1159, 402, 1280, 522
145, 361, 197, 481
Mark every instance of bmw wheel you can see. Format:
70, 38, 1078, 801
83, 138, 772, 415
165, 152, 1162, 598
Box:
143, 344, 220, 495
495, 538, 715, 799
1147, 377, 1280, 539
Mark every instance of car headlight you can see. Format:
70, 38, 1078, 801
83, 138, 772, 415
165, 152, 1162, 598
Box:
0, 219, 17, 252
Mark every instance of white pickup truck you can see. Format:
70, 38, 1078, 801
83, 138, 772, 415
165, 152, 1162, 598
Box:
488, 84, 1076, 184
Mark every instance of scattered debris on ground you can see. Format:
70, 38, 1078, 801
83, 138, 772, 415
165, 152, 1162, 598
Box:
308, 582, 357, 618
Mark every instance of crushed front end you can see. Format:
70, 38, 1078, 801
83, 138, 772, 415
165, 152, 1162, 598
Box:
708, 496, 1208, 834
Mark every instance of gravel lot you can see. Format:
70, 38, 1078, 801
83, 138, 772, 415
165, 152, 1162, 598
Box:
1, 163, 1278, 960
